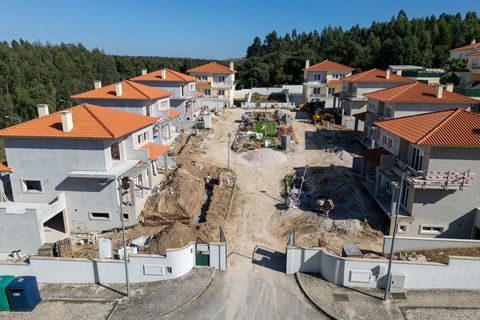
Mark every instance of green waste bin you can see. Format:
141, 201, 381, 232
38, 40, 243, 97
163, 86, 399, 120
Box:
0, 275, 15, 311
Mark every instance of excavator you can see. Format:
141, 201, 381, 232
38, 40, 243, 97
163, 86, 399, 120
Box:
297, 99, 328, 123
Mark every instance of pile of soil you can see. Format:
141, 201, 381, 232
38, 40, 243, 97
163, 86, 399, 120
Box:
140, 168, 205, 226
240, 148, 288, 166
146, 222, 196, 255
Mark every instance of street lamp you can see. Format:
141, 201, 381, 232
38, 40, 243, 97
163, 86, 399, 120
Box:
264, 87, 268, 138
227, 133, 231, 170
117, 177, 131, 297
384, 171, 405, 301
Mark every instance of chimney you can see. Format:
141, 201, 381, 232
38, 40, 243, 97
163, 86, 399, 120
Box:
94, 80, 102, 90
446, 83, 454, 92
396, 70, 402, 76
385, 69, 391, 80
472, 39, 477, 45
61, 111, 73, 132
229, 61, 234, 71
436, 85, 444, 99
37, 104, 49, 117
161, 68, 167, 79
141, 68, 147, 75
305, 59, 310, 69
115, 82, 123, 96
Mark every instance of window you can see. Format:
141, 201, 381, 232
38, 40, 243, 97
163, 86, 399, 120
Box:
409, 146, 424, 171
197, 75, 207, 81
137, 131, 149, 145
313, 88, 321, 95
110, 142, 120, 160
166, 267, 172, 274
401, 184, 409, 209
381, 176, 392, 194
313, 73, 322, 81
90, 212, 110, 220
22, 180, 42, 192
204, 89, 211, 96
384, 106, 393, 118
218, 76, 225, 83
144, 131, 149, 141
420, 225, 444, 235
382, 134, 394, 151
328, 87, 335, 96
160, 101, 168, 110
153, 125, 160, 138
398, 225, 407, 233
218, 89, 225, 96
189, 83, 195, 91
123, 213, 130, 221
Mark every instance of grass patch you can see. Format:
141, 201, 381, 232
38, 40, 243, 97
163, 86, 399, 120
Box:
254, 120, 277, 137
398, 247, 480, 264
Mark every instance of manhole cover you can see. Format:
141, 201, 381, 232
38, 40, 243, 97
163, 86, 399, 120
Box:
333, 293, 349, 302
391, 292, 407, 300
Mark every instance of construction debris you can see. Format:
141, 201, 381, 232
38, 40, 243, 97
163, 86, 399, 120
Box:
146, 221, 196, 255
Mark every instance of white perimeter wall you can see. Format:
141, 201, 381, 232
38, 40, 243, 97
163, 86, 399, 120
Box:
286, 246, 480, 289
383, 236, 480, 254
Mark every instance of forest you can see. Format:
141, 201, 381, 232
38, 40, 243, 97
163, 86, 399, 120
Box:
1, 11, 480, 127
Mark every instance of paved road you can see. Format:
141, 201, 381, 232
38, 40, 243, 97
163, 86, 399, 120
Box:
169, 247, 326, 320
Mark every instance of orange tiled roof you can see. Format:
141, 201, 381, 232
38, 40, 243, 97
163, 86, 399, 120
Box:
188, 62, 236, 74
71, 80, 172, 100
353, 111, 370, 122
341, 68, 416, 83
167, 109, 181, 119
328, 79, 342, 85
0, 104, 158, 139
196, 92, 205, 97
469, 51, 480, 57
364, 82, 477, 104
141, 143, 169, 160
304, 60, 354, 72
130, 68, 197, 82
195, 81, 210, 87
0, 163, 12, 172
450, 42, 480, 52
360, 147, 392, 166
375, 109, 480, 147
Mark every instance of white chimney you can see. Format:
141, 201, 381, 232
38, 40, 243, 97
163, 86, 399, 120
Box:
230, 61, 234, 71
305, 59, 310, 69
115, 82, 123, 96
472, 39, 477, 44
141, 69, 147, 75
385, 69, 391, 80
436, 85, 444, 99
161, 69, 167, 79
37, 104, 49, 117
396, 70, 402, 76
61, 111, 73, 132
446, 83, 454, 92
94, 80, 102, 89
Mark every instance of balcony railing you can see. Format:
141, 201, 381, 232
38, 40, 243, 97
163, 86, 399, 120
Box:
211, 81, 235, 88
392, 157, 474, 190
340, 91, 367, 101
304, 81, 327, 87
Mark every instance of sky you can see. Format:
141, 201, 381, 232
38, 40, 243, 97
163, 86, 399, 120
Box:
0, 0, 479, 59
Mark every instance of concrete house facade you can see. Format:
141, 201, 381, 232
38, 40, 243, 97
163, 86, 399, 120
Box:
188, 62, 236, 108
361, 109, 480, 239
130, 68, 199, 129
358, 82, 478, 148
0, 104, 170, 254
71, 80, 179, 145
339, 69, 415, 129
449, 40, 480, 101
302, 60, 353, 107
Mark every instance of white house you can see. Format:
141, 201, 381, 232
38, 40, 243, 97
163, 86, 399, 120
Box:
0, 104, 171, 254
188, 62, 236, 108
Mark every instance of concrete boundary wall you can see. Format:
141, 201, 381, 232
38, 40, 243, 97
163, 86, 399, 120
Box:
0, 241, 227, 283
383, 236, 480, 254
286, 245, 480, 289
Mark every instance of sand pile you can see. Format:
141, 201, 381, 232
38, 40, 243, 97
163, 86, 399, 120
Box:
140, 168, 205, 226
146, 222, 196, 255
241, 148, 288, 166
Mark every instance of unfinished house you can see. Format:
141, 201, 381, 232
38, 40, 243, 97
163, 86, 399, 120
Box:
302, 59, 353, 107
0, 104, 171, 253
187, 62, 236, 109
130, 68, 199, 129
360, 82, 478, 148
339, 68, 415, 129
71, 80, 179, 145
361, 109, 480, 239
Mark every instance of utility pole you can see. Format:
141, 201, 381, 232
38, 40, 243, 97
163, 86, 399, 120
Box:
227, 133, 231, 170
264, 87, 268, 137
384, 171, 404, 301
118, 178, 131, 297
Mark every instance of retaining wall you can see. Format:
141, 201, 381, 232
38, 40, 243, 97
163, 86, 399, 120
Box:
383, 236, 480, 254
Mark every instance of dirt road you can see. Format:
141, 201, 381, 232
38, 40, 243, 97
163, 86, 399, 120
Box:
169, 109, 354, 319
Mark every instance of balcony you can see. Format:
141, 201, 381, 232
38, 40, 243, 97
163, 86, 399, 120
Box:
211, 81, 235, 89
391, 158, 474, 190
340, 91, 367, 101
303, 81, 327, 88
